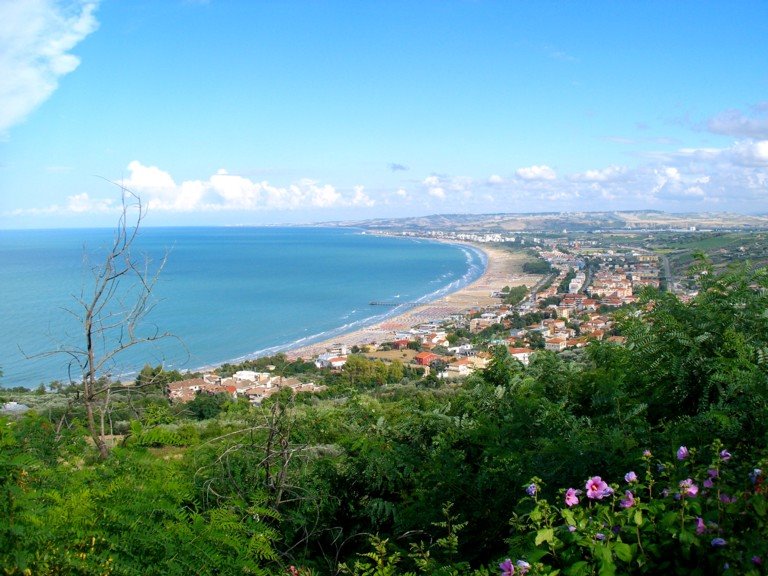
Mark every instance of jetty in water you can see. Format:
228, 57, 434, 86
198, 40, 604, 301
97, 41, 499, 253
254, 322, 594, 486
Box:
369, 300, 418, 307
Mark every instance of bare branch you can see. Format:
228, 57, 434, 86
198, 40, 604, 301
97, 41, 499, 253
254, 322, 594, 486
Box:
26, 186, 178, 459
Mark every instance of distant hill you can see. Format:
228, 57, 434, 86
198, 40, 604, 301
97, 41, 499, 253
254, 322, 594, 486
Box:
330, 211, 768, 233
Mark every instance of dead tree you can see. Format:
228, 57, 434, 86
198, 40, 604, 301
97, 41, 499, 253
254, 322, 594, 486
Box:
46, 186, 174, 458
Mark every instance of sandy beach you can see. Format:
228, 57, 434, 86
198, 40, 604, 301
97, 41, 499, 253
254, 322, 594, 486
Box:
286, 243, 540, 360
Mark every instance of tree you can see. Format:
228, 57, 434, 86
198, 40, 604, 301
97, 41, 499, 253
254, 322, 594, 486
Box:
135, 363, 184, 390
502, 284, 528, 306
43, 188, 175, 459
620, 257, 768, 444
481, 345, 522, 388
527, 330, 545, 349
186, 391, 228, 420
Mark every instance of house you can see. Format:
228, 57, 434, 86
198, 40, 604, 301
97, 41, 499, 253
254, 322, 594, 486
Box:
545, 337, 567, 352
469, 317, 496, 333
315, 354, 347, 369
167, 377, 207, 402
414, 351, 440, 366
448, 343, 474, 356
567, 336, 590, 348
508, 347, 534, 366
233, 370, 260, 382
419, 331, 449, 348
440, 357, 473, 378
392, 339, 411, 350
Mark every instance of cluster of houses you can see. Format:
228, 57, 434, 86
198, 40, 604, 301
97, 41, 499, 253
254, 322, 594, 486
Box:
292, 246, 648, 382
167, 370, 325, 405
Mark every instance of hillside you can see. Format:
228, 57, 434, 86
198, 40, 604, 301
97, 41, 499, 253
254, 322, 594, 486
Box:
330, 211, 768, 234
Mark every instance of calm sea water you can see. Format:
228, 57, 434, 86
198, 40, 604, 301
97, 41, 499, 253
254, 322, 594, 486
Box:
0, 227, 485, 388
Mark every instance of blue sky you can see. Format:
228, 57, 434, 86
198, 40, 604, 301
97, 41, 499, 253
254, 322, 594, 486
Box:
1, 0, 767, 228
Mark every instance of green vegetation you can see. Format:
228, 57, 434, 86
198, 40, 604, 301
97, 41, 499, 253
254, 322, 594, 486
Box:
522, 260, 555, 275
501, 285, 529, 306
557, 268, 576, 293
2, 259, 768, 574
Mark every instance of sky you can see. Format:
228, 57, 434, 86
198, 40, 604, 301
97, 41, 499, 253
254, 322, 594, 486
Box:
1, 0, 767, 228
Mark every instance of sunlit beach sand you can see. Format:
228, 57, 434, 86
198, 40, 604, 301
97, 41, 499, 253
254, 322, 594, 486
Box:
286, 243, 538, 360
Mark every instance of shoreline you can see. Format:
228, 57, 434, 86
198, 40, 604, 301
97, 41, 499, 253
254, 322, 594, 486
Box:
285, 242, 540, 361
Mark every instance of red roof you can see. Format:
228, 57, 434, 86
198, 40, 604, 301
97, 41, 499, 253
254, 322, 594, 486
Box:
414, 351, 439, 365
508, 347, 533, 355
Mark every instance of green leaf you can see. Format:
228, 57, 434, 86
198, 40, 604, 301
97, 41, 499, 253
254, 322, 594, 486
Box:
633, 509, 643, 526
753, 494, 768, 517
679, 529, 697, 546
613, 542, 633, 563
561, 509, 576, 526
595, 545, 616, 576
564, 561, 591, 576
535, 527, 555, 546
661, 511, 678, 528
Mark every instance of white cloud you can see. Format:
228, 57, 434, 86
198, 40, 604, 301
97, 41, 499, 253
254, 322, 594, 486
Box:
421, 174, 474, 202
663, 167, 681, 181
707, 104, 768, 139
123, 160, 176, 191
465, 136, 768, 212
351, 185, 375, 207
66, 192, 114, 213
572, 166, 626, 182
8, 135, 768, 222
516, 165, 557, 180
732, 140, 768, 166
0, 0, 100, 134
423, 175, 446, 199
120, 161, 375, 212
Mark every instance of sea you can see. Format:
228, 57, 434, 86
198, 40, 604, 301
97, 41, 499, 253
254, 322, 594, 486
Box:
0, 227, 485, 389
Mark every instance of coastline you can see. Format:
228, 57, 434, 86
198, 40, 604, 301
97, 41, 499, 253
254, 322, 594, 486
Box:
285, 242, 539, 361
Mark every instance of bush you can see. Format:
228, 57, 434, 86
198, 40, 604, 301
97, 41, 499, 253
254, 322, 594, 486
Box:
506, 441, 768, 575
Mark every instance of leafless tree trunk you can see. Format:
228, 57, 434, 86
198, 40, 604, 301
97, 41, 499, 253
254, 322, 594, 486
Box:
36, 186, 175, 459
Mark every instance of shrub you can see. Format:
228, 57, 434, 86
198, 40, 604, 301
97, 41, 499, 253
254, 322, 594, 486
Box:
506, 441, 768, 575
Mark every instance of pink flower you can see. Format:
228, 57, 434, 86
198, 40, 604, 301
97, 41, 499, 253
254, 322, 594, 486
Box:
499, 558, 514, 576
720, 449, 731, 461
585, 476, 611, 500
703, 478, 714, 489
695, 517, 706, 535
516, 560, 531, 574
677, 446, 690, 460
624, 471, 637, 483
565, 487, 581, 507
620, 490, 635, 508
643, 449, 652, 458
679, 478, 699, 497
